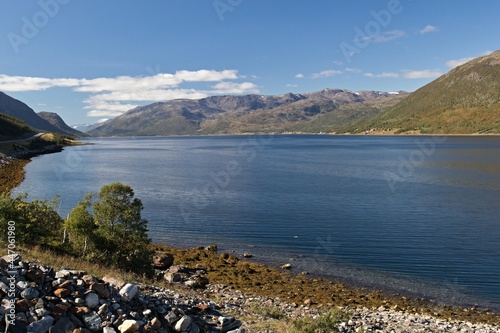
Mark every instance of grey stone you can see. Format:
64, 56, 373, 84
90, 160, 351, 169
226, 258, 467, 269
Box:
21, 287, 39, 300
164, 272, 182, 284
49, 316, 74, 333
35, 308, 50, 317
85, 293, 99, 309
17, 280, 29, 290
0, 281, 10, 293
82, 312, 102, 332
26, 315, 54, 333
174, 316, 192, 332
74, 297, 85, 306
164, 311, 179, 325
118, 284, 138, 302
54, 270, 70, 279
103, 327, 117, 333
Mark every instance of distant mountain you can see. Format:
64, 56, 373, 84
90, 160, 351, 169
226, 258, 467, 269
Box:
0, 113, 36, 140
89, 89, 408, 136
38, 112, 87, 137
348, 50, 500, 134
72, 120, 110, 133
0, 91, 82, 137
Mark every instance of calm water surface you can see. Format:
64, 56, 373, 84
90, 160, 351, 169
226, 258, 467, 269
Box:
15, 135, 500, 309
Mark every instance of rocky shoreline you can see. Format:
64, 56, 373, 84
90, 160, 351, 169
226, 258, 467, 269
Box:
1, 254, 498, 333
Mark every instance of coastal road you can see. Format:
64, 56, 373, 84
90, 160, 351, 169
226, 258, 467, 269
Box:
0, 133, 44, 144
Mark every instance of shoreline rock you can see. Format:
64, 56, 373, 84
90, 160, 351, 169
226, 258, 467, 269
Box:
1, 256, 498, 333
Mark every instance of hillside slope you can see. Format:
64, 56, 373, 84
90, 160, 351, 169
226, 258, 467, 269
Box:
0, 113, 36, 140
0, 92, 60, 133
38, 112, 87, 137
349, 51, 500, 134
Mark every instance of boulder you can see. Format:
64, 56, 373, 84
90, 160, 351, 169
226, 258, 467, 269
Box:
90, 283, 109, 299
153, 254, 174, 270
119, 284, 138, 302
85, 293, 99, 309
82, 312, 102, 332
174, 316, 192, 332
53, 288, 71, 298
164, 271, 182, 284
118, 320, 140, 333
102, 328, 117, 333
26, 315, 54, 333
21, 287, 39, 300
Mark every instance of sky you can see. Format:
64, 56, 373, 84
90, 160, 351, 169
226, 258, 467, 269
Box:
0, 0, 498, 125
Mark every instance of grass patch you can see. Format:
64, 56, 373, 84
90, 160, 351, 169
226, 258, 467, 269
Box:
249, 301, 286, 320
289, 308, 349, 333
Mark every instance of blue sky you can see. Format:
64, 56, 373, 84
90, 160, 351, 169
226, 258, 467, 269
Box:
0, 0, 498, 125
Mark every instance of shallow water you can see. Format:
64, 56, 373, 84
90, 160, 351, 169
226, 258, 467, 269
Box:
15, 135, 500, 309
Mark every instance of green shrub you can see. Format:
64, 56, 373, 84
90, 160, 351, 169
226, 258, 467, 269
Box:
0, 193, 63, 246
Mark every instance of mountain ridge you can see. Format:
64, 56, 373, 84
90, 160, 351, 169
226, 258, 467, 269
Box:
89, 89, 408, 136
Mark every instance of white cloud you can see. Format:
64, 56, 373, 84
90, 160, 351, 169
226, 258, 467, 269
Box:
402, 69, 442, 79
286, 84, 298, 88
0, 75, 80, 91
211, 82, 259, 94
0, 69, 259, 118
445, 57, 475, 69
345, 67, 362, 73
295, 73, 304, 79
361, 30, 405, 43
310, 70, 342, 79
445, 51, 493, 69
363, 72, 399, 78
420, 25, 438, 34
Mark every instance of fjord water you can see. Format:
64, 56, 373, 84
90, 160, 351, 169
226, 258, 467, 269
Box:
15, 135, 500, 309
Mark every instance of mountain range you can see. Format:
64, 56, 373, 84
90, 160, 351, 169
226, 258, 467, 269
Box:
89, 90, 408, 136
1, 50, 499, 139
90, 50, 500, 136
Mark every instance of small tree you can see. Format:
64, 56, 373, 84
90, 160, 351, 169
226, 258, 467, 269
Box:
64, 193, 96, 255
65, 183, 153, 275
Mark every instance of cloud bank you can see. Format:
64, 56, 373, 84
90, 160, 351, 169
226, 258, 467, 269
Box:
0, 70, 258, 117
